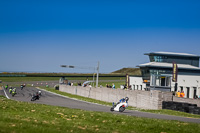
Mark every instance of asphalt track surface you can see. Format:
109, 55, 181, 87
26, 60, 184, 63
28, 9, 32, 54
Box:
1, 86, 200, 124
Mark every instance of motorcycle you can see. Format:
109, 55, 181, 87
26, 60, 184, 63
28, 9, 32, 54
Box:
11, 88, 17, 97
12, 91, 16, 97
31, 94, 40, 101
110, 97, 129, 112
31, 91, 42, 101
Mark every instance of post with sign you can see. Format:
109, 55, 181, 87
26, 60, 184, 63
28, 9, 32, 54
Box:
126, 74, 130, 89
172, 62, 178, 91
172, 62, 178, 82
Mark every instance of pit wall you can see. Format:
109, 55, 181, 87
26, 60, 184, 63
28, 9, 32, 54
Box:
59, 84, 164, 110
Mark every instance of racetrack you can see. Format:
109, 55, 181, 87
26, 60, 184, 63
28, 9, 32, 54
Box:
1, 86, 200, 123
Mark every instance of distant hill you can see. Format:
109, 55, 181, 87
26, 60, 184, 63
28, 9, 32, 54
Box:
111, 68, 141, 75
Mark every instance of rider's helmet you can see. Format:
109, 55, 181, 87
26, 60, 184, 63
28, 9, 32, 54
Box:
38, 91, 41, 94
125, 97, 129, 102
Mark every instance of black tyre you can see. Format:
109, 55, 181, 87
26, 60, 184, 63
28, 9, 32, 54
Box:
110, 107, 114, 111
31, 97, 36, 101
119, 106, 125, 112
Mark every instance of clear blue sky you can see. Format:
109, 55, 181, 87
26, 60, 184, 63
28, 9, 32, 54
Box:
1, 0, 200, 73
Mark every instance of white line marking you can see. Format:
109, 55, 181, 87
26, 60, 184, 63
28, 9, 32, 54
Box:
2, 86, 10, 99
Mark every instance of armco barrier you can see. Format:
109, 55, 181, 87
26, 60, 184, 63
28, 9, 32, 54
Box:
59, 84, 163, 110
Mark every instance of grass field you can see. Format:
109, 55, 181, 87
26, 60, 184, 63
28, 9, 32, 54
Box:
0, 96, 199, 133
0, 76, 125, 82
0, 77, 125, 88
0, 77, 60, 82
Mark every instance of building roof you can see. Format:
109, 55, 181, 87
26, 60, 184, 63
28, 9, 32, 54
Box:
138, 62, 200, 70
144, 52, 200, 58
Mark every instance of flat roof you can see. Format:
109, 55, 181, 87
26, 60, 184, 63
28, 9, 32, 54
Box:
138, 62, 200, 70
144, 52, 200, 58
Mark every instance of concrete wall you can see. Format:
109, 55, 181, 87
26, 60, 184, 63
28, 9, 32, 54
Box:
59, 84, 162, 110
59, 84, 200, 109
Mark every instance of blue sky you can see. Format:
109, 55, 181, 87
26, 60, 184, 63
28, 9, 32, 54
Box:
1, 0, 200, 73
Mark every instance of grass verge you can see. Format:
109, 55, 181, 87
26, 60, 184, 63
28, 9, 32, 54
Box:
0, 96, 199, 133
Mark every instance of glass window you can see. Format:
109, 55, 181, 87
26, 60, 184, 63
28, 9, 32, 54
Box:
154, 56, 161, 62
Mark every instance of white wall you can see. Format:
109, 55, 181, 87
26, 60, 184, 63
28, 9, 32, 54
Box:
130, 75, 200, 99
171, 75, 200, 98
129, 76, 145, 90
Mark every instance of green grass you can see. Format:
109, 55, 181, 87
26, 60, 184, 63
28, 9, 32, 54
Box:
0, 77, 125, 89
0, 96, 199, 133
0, 77, 60, 82
112, 67, 141, 75
40, 87, 200, 119
132, 108, 200, 119
0, 76, 125, 82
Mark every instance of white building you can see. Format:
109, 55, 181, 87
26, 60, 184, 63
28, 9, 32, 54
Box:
130, 52, 200, 99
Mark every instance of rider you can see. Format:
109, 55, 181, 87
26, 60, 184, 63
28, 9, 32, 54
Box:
35, 91, 41, 99
12, 88, 17, 96
9, 87, 13, 94
119, 98, 125, 103
119, 97, 129, 103
20, 84, 23, 90
38, 91, 41, 96
125, 97, 129, 102
5, 84, 8, 90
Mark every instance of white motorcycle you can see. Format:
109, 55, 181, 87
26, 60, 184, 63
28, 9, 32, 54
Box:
110, 97, 129, 112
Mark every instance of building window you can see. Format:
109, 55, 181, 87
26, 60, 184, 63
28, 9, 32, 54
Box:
133, 85, 135, 90
150, 75, 171, 87
186, 87, 190, 98
180, 86, 183, 92
154, 56, 165, 62
193, 87, 197, 99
